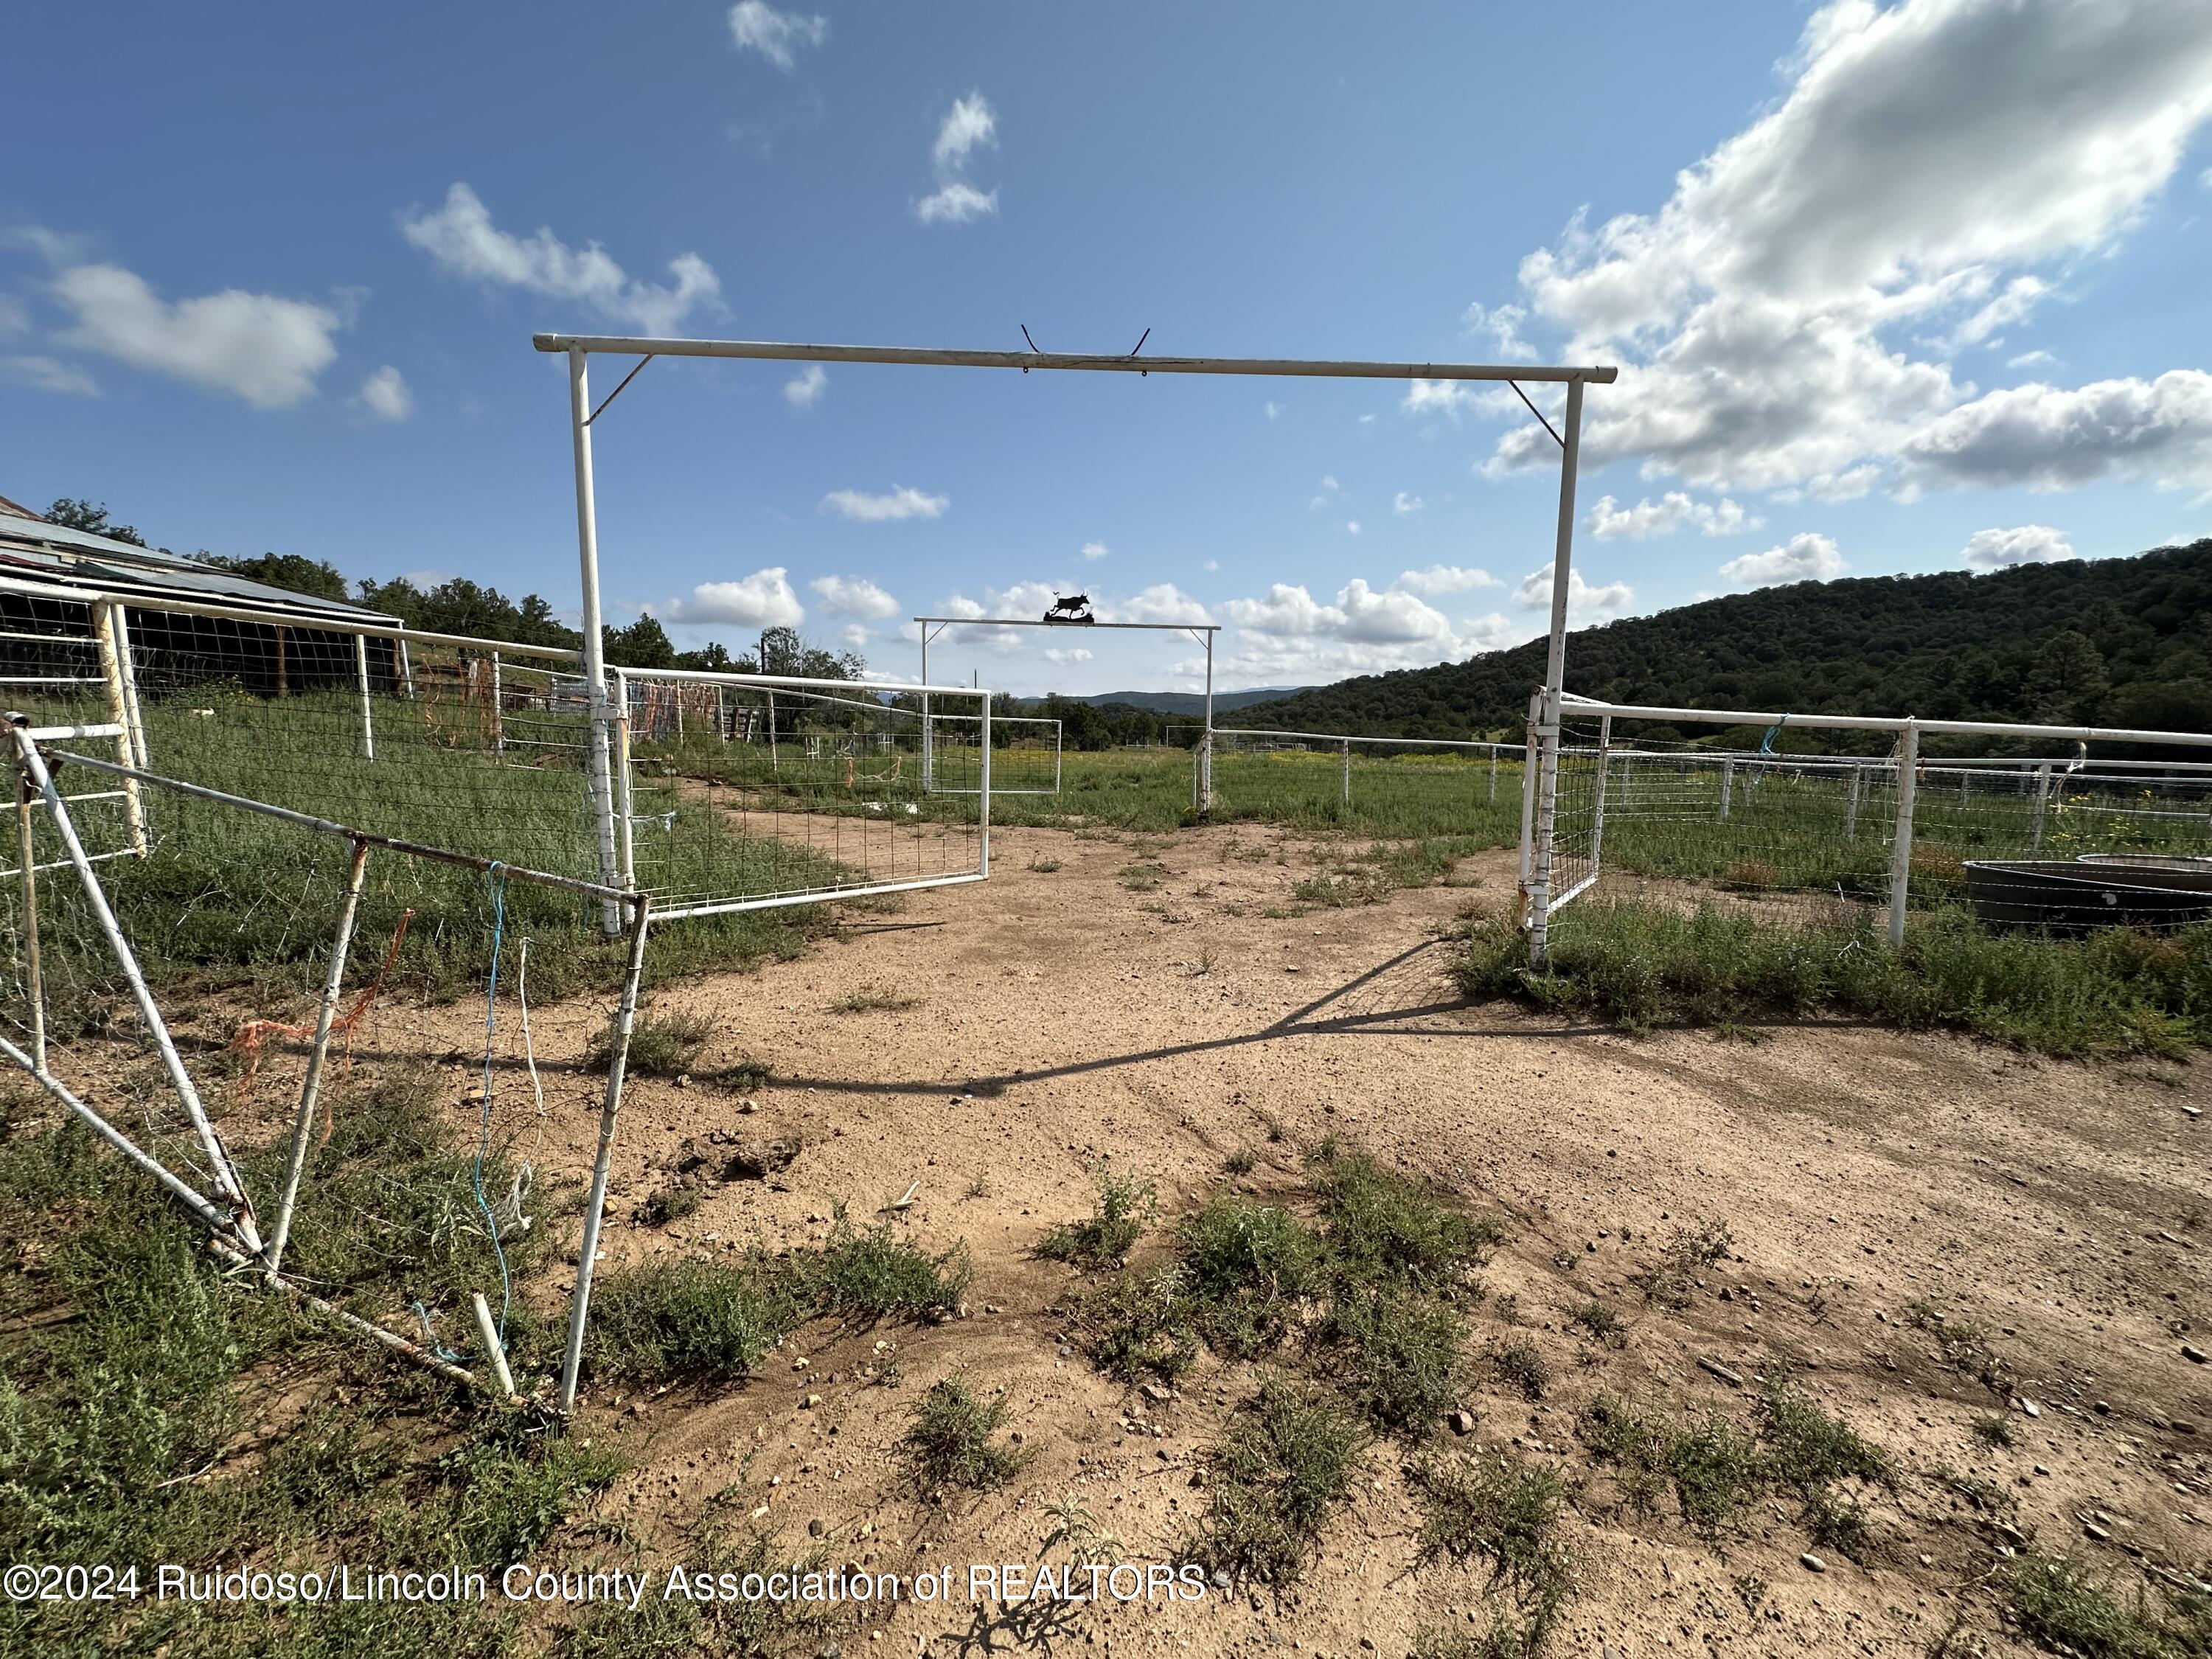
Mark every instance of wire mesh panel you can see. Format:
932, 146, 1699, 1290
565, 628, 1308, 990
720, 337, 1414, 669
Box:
1208, 727, 1523, 839
615, 669, 988, 921
928, 714, 1061, 795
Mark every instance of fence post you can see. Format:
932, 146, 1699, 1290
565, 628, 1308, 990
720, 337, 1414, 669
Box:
490, 651, 504, 757
1845, 764, 1863, 841
1340, 737, 1351, 807
15, 769, 44, 1074
978, 692, 992, 877
354, 635, 376, 761
91, 603, 147, 855
266, 838, 371, 1274
1516, 691, 1540, 902
613, 672, 636, 891
1719, 759, 1734, 823
2031, 764, 2050, 849
1488, 745, 1498, 804
1888, 722, 1919, 949
108, 604, 149, 771
1587, 714, 1613, 886
398, 640, 416, 699
1526, 690, 1565, 968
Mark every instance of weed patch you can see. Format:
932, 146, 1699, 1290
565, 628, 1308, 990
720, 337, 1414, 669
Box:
1036, 1166, 1156, 1270
1412, 1451, 1574, 1651
1193, 1377, 1366, 1585
899, 1377, 1028, 1495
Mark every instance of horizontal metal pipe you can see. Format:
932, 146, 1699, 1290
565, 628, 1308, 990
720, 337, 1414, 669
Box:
205, 1235, 479, 1390
23, 723, 124, 741
650, 869, 987, 923
612, 664, 990, 697
1217, 726, 1509, 751
911, 616, 1221, 633
533, 333, 1618, 386
1557, 697, 2212, 750
50, 748, 641, 905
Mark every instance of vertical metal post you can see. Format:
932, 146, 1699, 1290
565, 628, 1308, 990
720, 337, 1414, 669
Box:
472, 1292, 519, 1399
1719, 759, 1735, 822
560, 898, 652, 1412
613, 671, 636, 891
716, 684, 726, 743
1888, 723, 1919, 949
15, 768, 44, 1074
490, 651, 504, 757
2031, 764, 2051, 849
1340, 737, 1352, 807
919, 625, 933, 791
7, 723, 261, 1251
1587, 714, 1613, 885
108, 603, 148, 772
265, 838, 370, 1275
1526, 380, 1585, 970
1517, 689, 1540, 898
1203, 640, 1218, 805
766, 688, 779, 771
978, 690, 992, 877
397, 640, 415, 699
1488, 745, 1498, 804
1845, 764, 1863, 841
355, 634, 375, 761
568, 345, 623, 933
91, 604, 147, 855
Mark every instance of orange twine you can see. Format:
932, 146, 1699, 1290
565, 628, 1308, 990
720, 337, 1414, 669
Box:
233, 908, 414, 1146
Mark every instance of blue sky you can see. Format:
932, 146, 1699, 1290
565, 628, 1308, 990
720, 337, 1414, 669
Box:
6, 0, 2212, 695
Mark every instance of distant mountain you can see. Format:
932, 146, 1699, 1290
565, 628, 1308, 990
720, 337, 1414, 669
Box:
1076, 686, 1314, 716
1230, 541, 2212, 747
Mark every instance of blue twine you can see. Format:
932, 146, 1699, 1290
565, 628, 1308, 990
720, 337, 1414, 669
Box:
473, 863, 515, 1344
411, 1300, 463, 1364
1758, 713, 1792, 757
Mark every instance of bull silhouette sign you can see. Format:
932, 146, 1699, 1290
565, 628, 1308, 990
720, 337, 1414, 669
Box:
1041, 593, 1096, 625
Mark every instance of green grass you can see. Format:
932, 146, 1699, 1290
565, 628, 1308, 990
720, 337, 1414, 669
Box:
1315, 1290, 1470, 1436
897, 1376, 1028, 1495
1457, 898, 2212, 1058
585, 1253, 810, 1380
1035, 1166, 1157, 1270
1178, 1194, 1323, 1357
2006, 1552, 2212, 1659
1311, 1145, 1506, 1295
1192, 1376, 1368, 1585
588, 1008, 712, 1076
1411, 1451, 1576, 1655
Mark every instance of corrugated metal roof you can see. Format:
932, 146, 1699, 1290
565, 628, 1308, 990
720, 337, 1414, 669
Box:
0, 512, 397, 625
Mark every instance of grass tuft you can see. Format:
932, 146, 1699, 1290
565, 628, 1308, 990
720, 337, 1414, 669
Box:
1035, 1166, 1156, 1270
1411, 1450, 1575, 1651
589, 1008, 712, 1077
1193, 1377, 1367, 1585
898, 1377, 1028, 1495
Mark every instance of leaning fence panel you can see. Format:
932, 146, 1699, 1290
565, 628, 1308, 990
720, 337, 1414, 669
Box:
1, 718, 650, 1407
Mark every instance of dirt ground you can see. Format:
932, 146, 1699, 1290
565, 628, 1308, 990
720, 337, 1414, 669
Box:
348, 819, 2210, 1658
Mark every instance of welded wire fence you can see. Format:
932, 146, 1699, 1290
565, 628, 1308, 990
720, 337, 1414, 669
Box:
1526, 700, 2212, 950
1, 726, 649, 1402
614, 669, 989, 921
1205, 726, 1525, 839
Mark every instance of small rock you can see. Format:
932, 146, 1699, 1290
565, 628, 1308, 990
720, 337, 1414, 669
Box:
1211, 1568, 1232, 1590
802, 1394, 822, 1410
2085, 1523, 2111, 1542
2095, 1399, 2112, 1415
2184, 1344, 2208, 1365
2023, 1399, 2042, 1417
809, 1517, 827, 1538
2034, 1464, 2051, 1477
1801, 1553, 1827, 1573
1447, 1410, 1476, 1437
1141, 1382, 1174, 1403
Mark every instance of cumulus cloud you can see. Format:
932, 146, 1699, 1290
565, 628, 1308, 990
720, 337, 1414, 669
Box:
1483, 0, 2212, 496
1042, 647, 1093, 664
356, 365, 412, 422
1463, 301, 1535, 360
727, 1, 827, 69
1393, 492, 1425, 515
662, 568, 805, 627
400, 183, 720, 335
1346, 521, 1361, 536
1108, 584, 1212, 627
1960, 524, 2077, 568
1718, 532, 1847, 587
809, 574, 900, 617
1214, 577, 1514, 684
915, 94, 1000, 225
1513, 566, 1636, 619
821, 486, 948, 521
1081, 540, 1109, 560
783, 364, 827, 408
1902, 370, 2212, 491
1585, 492, 1756, 540
1394, 564, 1500, 595
1403, 380, 1478, 417
52, 262, 340, 407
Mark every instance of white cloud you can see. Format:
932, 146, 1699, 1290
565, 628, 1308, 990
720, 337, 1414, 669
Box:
1395, 564, 1500, 596
838, 622, 871, 650
727, 1, 827, 70
1346, 521, 1362, 536
1081, 540, 1109, 561
1, 355, 98, 395
821, 486, 949, 521
1404, 379, 1477, 417
664, 567, 805, 627
1215, 574, 1512, 683
1960, 524, 2078, 569
1203, 559, 1220, 572
356, 364, 412, 422
809, 574, 900, 617
1513, 566, 1636, 619
52, 262, 340, 407
1585, 492, 1756, 540
1462, 301, 1535, 360
1042, 647, 1094, 664
1902, 370, 2212, 491
1393, 492, 1424, 515
915, 94, 1000, 226
1718, 531, 1847, 586
1265, 400, 1282, 422
2006, 349, 2056, 369
1485, 0, 2212, 497
400, 183, 720, 334
783, 364, 827, 408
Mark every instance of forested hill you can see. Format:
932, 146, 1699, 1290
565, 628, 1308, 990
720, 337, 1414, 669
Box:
1234, 539, 2212, 742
